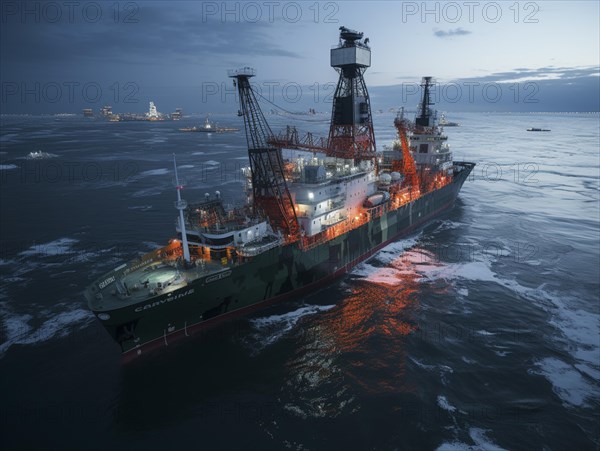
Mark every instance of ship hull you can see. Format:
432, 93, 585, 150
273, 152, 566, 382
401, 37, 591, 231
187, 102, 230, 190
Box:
93, 163, 474, 361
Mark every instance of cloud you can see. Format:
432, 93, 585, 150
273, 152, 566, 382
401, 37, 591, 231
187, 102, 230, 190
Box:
454, 66, 600, 84
0, 4, 302, 66
433, 28, 471, 38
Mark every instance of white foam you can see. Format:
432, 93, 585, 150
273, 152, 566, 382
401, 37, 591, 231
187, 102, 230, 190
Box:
19, 238, 78, 257
574, 363, 600, 381
409, 357, 454, 385
139, 168, 169, 177
532, 357, 597, 407
437, 395, 457, 412
350, 264, 407, 286
434, 219, 464, 232
469, 428, 508, 451
0, 164, 17, 170
350, 234, 424, 285
457, 288, 469, 297
476, 330, 495, 336
0, 306, 94, 357
436, 428, 508, 451
144, 137, 166, 144
131, 187, 163, 198
246, 304, 335, 353
401, 252, 600, 397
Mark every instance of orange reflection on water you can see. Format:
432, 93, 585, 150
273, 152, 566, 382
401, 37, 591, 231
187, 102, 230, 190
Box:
304, 249, 433, 395
282, 246, 450, 418
324, 261, 420, 353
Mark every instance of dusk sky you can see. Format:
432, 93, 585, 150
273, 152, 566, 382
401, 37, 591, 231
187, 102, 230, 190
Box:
1, 1, 599, 113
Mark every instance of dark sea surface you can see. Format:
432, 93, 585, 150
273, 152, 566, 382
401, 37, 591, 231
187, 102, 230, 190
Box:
0, 112, 598, 450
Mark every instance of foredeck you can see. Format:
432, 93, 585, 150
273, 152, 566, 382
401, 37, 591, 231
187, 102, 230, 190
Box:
86, 242, 233, 312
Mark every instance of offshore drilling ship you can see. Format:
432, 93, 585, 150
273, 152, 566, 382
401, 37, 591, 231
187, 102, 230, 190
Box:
86, 27, 475, 360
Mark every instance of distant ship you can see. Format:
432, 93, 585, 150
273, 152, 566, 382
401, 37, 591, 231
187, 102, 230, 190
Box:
146, 101, 163, 121
103, 102, 172, 122
170, 108, 183, 120
439, 114, 459, 127
27, 150, 46, 159
179, 116, 215, 132
180, 116, 239, 133
527, 127, 550, 132
27, 150, 54, 159
86, 27, 474, 361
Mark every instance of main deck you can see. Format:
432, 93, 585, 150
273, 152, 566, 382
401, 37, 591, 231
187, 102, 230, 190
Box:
86, 241, 233, 313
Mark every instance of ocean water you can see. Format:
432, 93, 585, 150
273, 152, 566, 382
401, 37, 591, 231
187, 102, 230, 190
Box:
0, 112, 598, 450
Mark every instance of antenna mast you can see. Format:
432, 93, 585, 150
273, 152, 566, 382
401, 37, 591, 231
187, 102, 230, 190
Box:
173, 154, 190, 262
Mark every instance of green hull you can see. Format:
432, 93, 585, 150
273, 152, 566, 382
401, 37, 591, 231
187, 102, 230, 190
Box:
87, 163, 474, 360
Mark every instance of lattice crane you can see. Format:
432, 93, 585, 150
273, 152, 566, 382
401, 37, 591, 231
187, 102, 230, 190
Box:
229, 67, 299, 241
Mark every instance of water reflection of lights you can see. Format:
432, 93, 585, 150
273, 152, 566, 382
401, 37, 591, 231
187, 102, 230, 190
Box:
281, 246, 441, 418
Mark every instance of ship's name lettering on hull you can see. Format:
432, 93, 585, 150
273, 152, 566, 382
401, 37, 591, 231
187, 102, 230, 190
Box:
134, 288, 195, 312
98, 276, 115, 289
124, 258, 153, 275
205, 270, 232, 284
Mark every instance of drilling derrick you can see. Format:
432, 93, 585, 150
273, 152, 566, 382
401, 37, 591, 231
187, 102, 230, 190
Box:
229, 67, 299, 241
327, 26, 376, 160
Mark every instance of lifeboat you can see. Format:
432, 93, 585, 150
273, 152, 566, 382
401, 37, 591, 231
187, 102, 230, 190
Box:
363, 191, 391, 208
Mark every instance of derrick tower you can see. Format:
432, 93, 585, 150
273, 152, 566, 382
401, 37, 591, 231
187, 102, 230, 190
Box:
228, 67, 299, 241
327, 26, 376, 160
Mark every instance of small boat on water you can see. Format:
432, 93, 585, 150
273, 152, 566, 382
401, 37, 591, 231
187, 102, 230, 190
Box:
27, 150, 54, 159
180, 116, 239, 133
439, 114, 459, 127
527, 128, 551, 132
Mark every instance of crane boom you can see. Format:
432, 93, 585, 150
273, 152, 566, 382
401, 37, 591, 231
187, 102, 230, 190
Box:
394, 110, 419, 189
228, 68, 299, 241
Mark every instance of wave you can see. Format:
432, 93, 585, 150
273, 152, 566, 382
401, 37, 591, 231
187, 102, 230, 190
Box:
409, 357, 454, 386
131, 187, 164, 198
369, 239, 600, 407
243, 304, 335, 354
138, 168, 169, 177
437, 395, 458, 413
530, 357, 598, 408
0, 303, 95, 358
436, 428, 508, 451
19, 237, 79, 257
